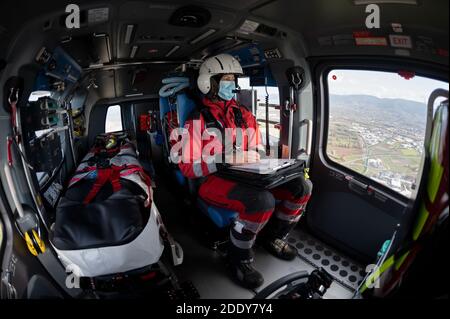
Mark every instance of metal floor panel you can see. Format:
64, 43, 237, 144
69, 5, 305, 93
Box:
287, 229, 366, 292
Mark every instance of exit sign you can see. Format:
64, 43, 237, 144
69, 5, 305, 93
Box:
389, 35, 413, 49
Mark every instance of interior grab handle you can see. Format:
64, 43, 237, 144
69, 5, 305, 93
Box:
300, 119, 313, 156
346, 176, 369, 195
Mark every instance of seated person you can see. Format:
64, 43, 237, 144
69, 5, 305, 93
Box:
176, 54, 313, 289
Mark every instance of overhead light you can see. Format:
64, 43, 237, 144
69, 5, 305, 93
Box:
190, 29, 216, 45
354, 0, 418, 4
125, 93, 144, 97
94, 32, 107, 38
130, 45, 139, 58
165, 45, 180, 57
124, 24, 135, 44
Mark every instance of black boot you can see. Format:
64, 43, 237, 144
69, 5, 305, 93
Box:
227, 258, 264, 289
259, 218, 299, 261
227, 241, 264, 289
263, 238, 297, 260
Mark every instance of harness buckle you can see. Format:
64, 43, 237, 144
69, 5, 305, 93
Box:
8, 88, 19, 105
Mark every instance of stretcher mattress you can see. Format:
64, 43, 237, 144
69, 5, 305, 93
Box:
50, 135, 164, 277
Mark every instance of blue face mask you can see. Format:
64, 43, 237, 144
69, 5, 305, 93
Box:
218, 80, 236, 101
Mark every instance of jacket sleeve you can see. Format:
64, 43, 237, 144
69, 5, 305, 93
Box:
177, 115, 219, 179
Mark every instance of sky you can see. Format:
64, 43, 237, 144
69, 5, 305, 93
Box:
238, 71, 448, 106
328, 69, 449, 105
105, 105, 123, 133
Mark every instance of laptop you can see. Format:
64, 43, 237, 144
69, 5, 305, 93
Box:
227, 158, 297, 175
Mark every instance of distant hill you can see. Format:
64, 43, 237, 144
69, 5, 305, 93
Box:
330, 94, 427, 130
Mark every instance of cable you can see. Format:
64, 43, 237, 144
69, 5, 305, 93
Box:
265, 85, 270, 155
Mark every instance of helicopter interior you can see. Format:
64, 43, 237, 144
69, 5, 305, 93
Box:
0, 0, 448, 300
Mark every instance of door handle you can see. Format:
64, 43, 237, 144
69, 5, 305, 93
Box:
346, 176, 368, 195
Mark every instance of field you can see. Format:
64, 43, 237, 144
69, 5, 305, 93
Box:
327, 121, 421, 196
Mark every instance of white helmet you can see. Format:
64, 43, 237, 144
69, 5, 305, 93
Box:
197, 53, 243, 94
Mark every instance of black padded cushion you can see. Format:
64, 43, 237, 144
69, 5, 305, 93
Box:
51, 179, 148, 250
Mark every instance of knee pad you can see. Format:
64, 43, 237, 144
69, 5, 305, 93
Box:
228, 187, 275, 214
290, 177, 313, 199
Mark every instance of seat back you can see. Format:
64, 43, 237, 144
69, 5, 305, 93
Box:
159, 76, 195, 188
158, 75, 238, 229
159, 96, 176, 123
370, 94, 448, 298
176, 93, 197, 128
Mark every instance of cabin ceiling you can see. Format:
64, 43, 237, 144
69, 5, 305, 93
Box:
1, 0, 448, 65
0, 0, 448, 102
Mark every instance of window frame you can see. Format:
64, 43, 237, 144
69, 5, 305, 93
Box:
104, 104, 123, 133
237, 76, 282, 143
319, 60, 448, 201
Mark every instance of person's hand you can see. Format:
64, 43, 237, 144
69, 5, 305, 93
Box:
232, 150, 261, 165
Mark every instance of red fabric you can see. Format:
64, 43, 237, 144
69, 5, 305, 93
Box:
83, 168, 113, 204
178, 98, 261, 178
139, 114, 151, 131
199, 175, 273, 224
199, 175, 308, 225
83, 165, 123, 204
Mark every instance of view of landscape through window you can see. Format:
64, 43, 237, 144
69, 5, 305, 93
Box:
105, 104, 123, 133
327, 69, 448, 198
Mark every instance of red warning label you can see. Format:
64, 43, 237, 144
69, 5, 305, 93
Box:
355, 36, 388, 46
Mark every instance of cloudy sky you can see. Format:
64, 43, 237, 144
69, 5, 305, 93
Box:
328, 69, 448, 105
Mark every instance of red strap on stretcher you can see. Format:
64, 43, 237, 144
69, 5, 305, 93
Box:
10, 100, 17, 131
83, 166, 123, 204
7, 136, 13, 166
80, 164, 153, 205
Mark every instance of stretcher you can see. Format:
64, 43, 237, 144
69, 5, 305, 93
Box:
50, 133, 164, 278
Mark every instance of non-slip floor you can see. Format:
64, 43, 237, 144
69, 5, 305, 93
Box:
287, 229, 365, 291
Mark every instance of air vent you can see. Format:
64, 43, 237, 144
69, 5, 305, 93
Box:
255, 24, 278, 37
43, 20, 53, 31
169, 5, 211, 28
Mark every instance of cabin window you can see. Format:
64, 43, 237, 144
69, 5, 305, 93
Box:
326, 69, 448, 198
105, 105, 123, 133
238, 77, 280, 146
